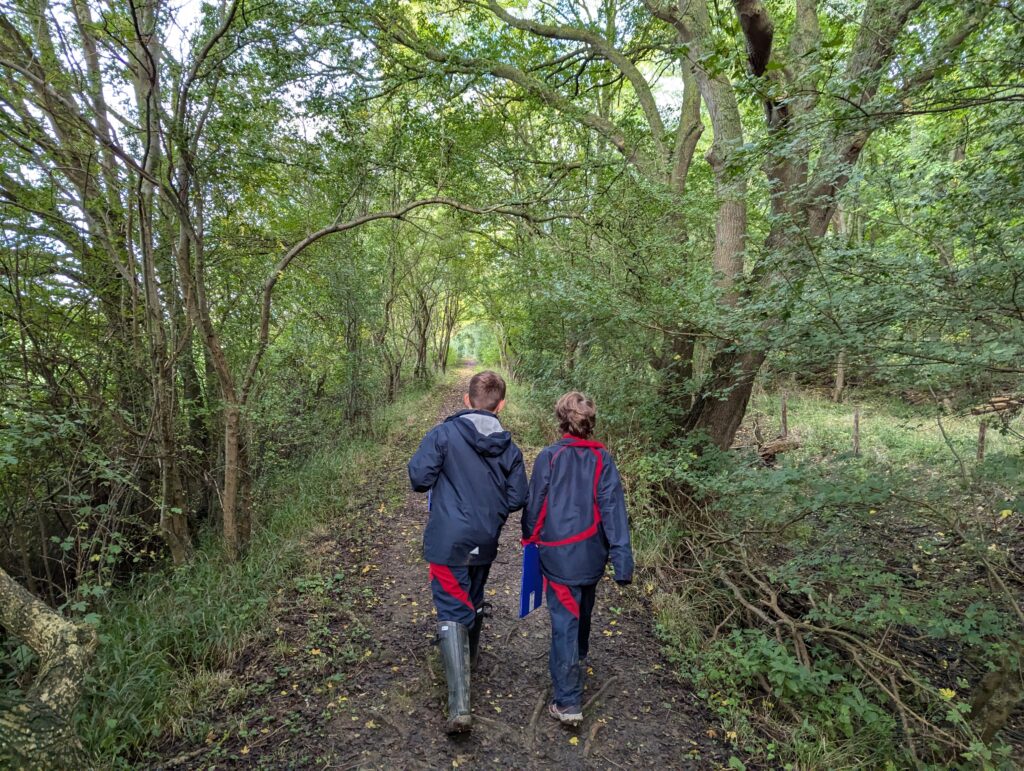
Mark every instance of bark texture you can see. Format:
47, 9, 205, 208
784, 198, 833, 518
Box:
0, 567, 95, 768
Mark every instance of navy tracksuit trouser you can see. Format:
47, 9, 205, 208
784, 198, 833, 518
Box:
546, 580, 598, 709
429, 563, 491, 628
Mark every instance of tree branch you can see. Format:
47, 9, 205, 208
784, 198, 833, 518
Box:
482, 0, 668, 161
240, 197, 571, 399
732, 0, 774, 77
379, 15, 653, 176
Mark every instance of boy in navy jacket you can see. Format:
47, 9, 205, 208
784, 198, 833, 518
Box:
408, 370, 528, 732
523, 391, 633, 725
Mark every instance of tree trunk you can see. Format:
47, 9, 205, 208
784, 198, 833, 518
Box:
0, 566, 95, 768
684, 349, 767, 449
832, 350, 846, 402
222, 402, 243, 561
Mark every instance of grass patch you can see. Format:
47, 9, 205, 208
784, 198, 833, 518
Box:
75, 375, 451, 766
635, 390, 1024, 768
499, 369, 559, 451
748, 388, 1022, 473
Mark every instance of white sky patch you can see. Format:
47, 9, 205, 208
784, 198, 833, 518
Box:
652, 72, 686, 115
165, 0, 205, 58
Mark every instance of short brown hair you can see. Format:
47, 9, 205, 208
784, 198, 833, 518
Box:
555, 391, 596, 438
468, 370, 506, 411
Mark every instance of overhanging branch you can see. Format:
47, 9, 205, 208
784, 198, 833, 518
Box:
240, 197, 573, 398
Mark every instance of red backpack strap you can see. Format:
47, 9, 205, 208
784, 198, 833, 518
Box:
523, 438, 605, 547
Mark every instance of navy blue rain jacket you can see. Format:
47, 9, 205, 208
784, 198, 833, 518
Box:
523, 437, 634, 586
409, 409, 528, 566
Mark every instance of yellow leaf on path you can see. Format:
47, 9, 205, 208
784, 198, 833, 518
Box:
365, 719, 378, 729
1000, 509, 1013, 519
569, 736, 579, 746
240, 746, 250, 755
309, 648, 322, 655
603, 630, 613, 637
362, 565, 371, 574
939, 688, 956, 700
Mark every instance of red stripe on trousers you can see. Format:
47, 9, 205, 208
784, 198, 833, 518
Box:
428, 563, 474, 610
548, 580, 580, 619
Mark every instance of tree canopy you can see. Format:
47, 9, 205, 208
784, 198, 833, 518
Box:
1, 0, 1022, 766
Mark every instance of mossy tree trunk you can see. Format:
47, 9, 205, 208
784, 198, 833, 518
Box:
0, 567, 95, 768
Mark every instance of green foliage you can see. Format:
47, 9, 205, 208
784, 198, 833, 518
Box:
633, 392, 1023, 767
2, 0, 1023, 766
73, 376, 442, 765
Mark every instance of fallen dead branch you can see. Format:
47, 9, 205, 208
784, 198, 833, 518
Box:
583, 675, 620, 712
0, 566, 96, 768
970, 395, 1023, 416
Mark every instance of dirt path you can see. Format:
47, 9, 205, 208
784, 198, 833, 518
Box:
158, 372, 737, 770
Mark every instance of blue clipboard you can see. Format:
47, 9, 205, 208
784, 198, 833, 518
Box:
519, 543, 544, 618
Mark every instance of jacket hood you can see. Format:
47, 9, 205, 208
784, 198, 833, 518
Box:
447, 409, 512, 457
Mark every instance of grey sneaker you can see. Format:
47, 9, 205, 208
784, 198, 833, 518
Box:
549, 701, 583, 725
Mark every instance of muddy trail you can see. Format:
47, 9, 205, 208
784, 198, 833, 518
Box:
158, 372, 737, 769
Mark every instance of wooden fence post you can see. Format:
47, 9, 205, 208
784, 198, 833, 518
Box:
781, 393, 789, 439
853, 407, 861, 457
977, 421, 986, 462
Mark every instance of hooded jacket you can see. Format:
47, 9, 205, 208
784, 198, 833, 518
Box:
409, 409, 528, 566
523, 436, 634, 586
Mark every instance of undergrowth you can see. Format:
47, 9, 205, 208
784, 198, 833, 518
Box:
506, 377, 1024, 768
629, 390, 1024, 769
73, 375, 449, 766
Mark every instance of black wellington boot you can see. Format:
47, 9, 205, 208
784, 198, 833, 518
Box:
468, 611, 484, 668
437, 621, 472, 733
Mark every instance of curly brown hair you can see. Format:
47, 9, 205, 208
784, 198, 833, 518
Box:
555, 391, 596, 438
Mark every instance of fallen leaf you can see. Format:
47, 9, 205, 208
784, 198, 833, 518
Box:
569, 736, 579, 746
